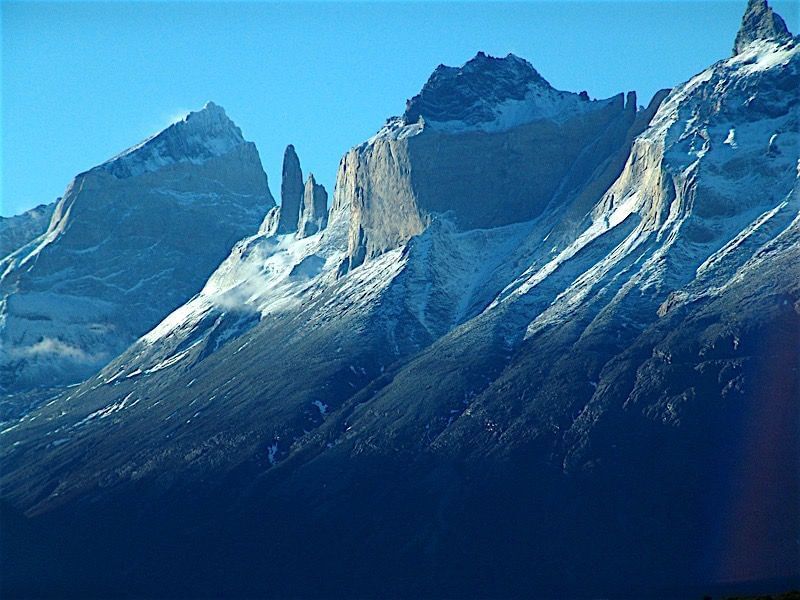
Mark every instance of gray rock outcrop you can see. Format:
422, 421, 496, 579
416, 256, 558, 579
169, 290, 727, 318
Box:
297, 174, 328, 238
262, 146, 329, 238
276, 144, 304, 234
258, 205, 281, 235
733, 0, 792, 54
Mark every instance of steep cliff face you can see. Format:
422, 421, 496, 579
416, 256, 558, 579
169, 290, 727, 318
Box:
385, 31, 800, 455
334, 52, 663, 271
0, 103, 274, 396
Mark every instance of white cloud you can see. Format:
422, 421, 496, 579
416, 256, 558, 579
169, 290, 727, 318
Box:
9, 337, 105, 364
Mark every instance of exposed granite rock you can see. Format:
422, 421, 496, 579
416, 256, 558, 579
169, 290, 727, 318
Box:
276, 144, 304, 234
333, 56, 653, 272
333, 137, 425, 272
261, 147, 327, 238
297, 174, 328, 238
733, 0, 792, 54
549, 88, 671, 242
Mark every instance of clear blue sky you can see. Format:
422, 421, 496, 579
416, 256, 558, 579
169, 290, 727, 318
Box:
2, 1, 798, 216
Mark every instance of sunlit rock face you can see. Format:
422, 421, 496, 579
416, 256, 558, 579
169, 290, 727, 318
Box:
0, 102, 274, 395
334, 52, 659, 271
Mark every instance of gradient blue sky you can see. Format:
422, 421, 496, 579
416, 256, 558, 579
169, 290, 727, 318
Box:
2, 0, 798, 216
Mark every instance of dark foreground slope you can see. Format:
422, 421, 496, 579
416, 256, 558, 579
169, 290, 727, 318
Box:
4, 189, 797, 599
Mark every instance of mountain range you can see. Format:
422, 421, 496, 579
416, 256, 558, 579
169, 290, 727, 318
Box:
1, 1, 798, 597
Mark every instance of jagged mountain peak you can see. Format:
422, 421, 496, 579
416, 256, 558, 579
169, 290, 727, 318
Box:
447, 50, 544, 80
262, 148, 330, 238
0, 97, 274, 396
183, 101, 241, 135
300, 173, 328, 229
201, 100, 225, 113
403, 51, 551, 126
3, 3, 800, 596
283, 143, 300, 166
276, 143, 304, 234
733, 0, 793, 54
95, 101, 247, 179
396, 50, 619, 135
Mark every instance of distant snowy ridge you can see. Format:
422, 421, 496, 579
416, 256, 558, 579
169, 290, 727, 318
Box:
402, 51, 614, 134
97, 102, 247, 179
89, 5, 800, 429
0, 102, 274, 400
0, 202, 56, 259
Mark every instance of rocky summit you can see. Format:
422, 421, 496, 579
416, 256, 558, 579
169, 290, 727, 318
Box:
275, 144, 304, 234
0, 2, 798, 598
733, 0, 793, 54
261, 144, 329, 238
403, 52, 551, 126
336, 55, 655, 272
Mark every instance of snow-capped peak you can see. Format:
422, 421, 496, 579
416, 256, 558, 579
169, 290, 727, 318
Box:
399, 51, 618, 134
403, 52, 550, 125
733, 0, 793, 55
95, 101, 247, 179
